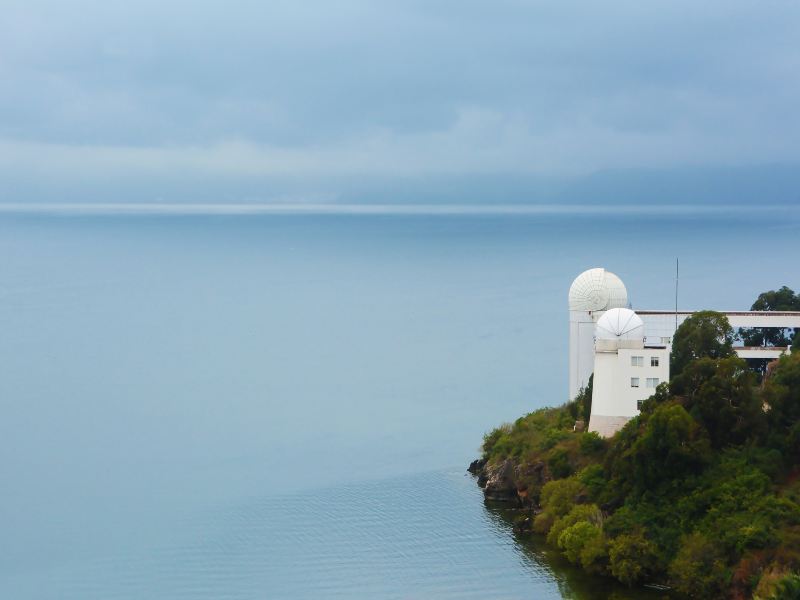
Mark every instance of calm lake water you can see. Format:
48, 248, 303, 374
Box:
1, 206, 798, 598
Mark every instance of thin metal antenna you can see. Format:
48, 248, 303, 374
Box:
675, 258, 679, 333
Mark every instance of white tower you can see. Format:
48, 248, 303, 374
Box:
588, 308, 670, 437
568, 268, 628, 401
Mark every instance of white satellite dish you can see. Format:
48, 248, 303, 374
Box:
595, 307, 644, 340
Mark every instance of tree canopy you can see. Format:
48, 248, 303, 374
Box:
670, 310, 735, 376
740, 286, 800, 347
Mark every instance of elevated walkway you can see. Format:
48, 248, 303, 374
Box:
637, 310, 800, 329
734, 346, 790, 359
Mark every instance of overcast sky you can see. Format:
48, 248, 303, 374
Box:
1, 0, 799, 204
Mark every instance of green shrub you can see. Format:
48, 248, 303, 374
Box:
577, 464, 606, 502
754, 568, 800, 599
773, 573, 800, 599
532, 511, 555, 535
482, 424, 511, 456
678, 453, 798, 557
671, 356, 765, 448
540, 428, 569, 451
558, 521, 607, 573
540, 478, 583, 518
627, 403, 710, 491
547, 504, 603, 546
608, 531, 659, 587
669, 533, 729, 598
579, 431, 605, 454
547, 448, 573, 478
573, 375, 593, 423
578, 526, 609, 574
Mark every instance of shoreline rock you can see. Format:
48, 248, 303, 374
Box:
468, 457, 541, 507
467, 458, 485, 475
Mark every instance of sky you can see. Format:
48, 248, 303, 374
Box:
1, 0, 799, 205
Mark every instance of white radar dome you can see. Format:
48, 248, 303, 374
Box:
568, 268, 628, 312
595, 308, 644, 341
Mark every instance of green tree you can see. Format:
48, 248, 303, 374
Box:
671, 311, 735, 376
558, 521, 607, 573
577, 464, 607, 501
669, 533, 729, 598
677, 453, 795, 557
548, 447, 573, 478
534, 477, 584, 535
547, 503, 603, 545
578, 527, 609, 575
763, 353, 800, 461
773, 573, 800, 599
740, 286, 800, 347
628, 403, 710, 490
573, 374, 594, 423
579, 431, 605, 455
539, 478, 583, 518
608, 531, 659, 586
753, 569, 800, 600
670, 356, 764, 448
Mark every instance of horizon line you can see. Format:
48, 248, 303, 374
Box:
0, 202, 788, 217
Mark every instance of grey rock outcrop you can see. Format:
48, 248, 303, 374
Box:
482, 459, 518, 503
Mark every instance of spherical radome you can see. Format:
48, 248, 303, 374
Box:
568, 268, 628, 312
595, 308, 644, 341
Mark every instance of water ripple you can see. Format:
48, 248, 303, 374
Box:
46, 469, 565, 599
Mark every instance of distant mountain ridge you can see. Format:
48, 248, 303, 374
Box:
1, 163, 797, 206
342, 164, 800, 206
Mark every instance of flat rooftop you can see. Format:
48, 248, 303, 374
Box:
637, 310, 800, 317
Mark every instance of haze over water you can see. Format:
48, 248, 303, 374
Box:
1, 206, 798, 598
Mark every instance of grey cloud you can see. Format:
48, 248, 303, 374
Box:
0, 0, 799, 202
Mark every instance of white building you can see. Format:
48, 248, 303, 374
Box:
588, 308, 670, 437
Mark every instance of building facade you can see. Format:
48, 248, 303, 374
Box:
588, 308, 670, 437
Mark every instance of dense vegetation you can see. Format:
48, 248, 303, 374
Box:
739, 286, 800, 349
480, 303, 800, 599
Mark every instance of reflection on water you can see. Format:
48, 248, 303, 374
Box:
31, 469, 678, 599
481, 500, 679, 600
50, 470, 560, 598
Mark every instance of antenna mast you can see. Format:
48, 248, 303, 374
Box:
675, 258, 679, 333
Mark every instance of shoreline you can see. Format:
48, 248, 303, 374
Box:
466, 455, 681, 598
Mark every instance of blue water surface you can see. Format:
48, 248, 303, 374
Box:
0, 207, 797, 598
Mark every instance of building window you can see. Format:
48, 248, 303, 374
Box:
631, 356, 643, 367
631, 377, 640, 388
646, 377, 659, 388
661, 337, 671, 344
637, 399, 645, 411
651, 356, 659, 367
